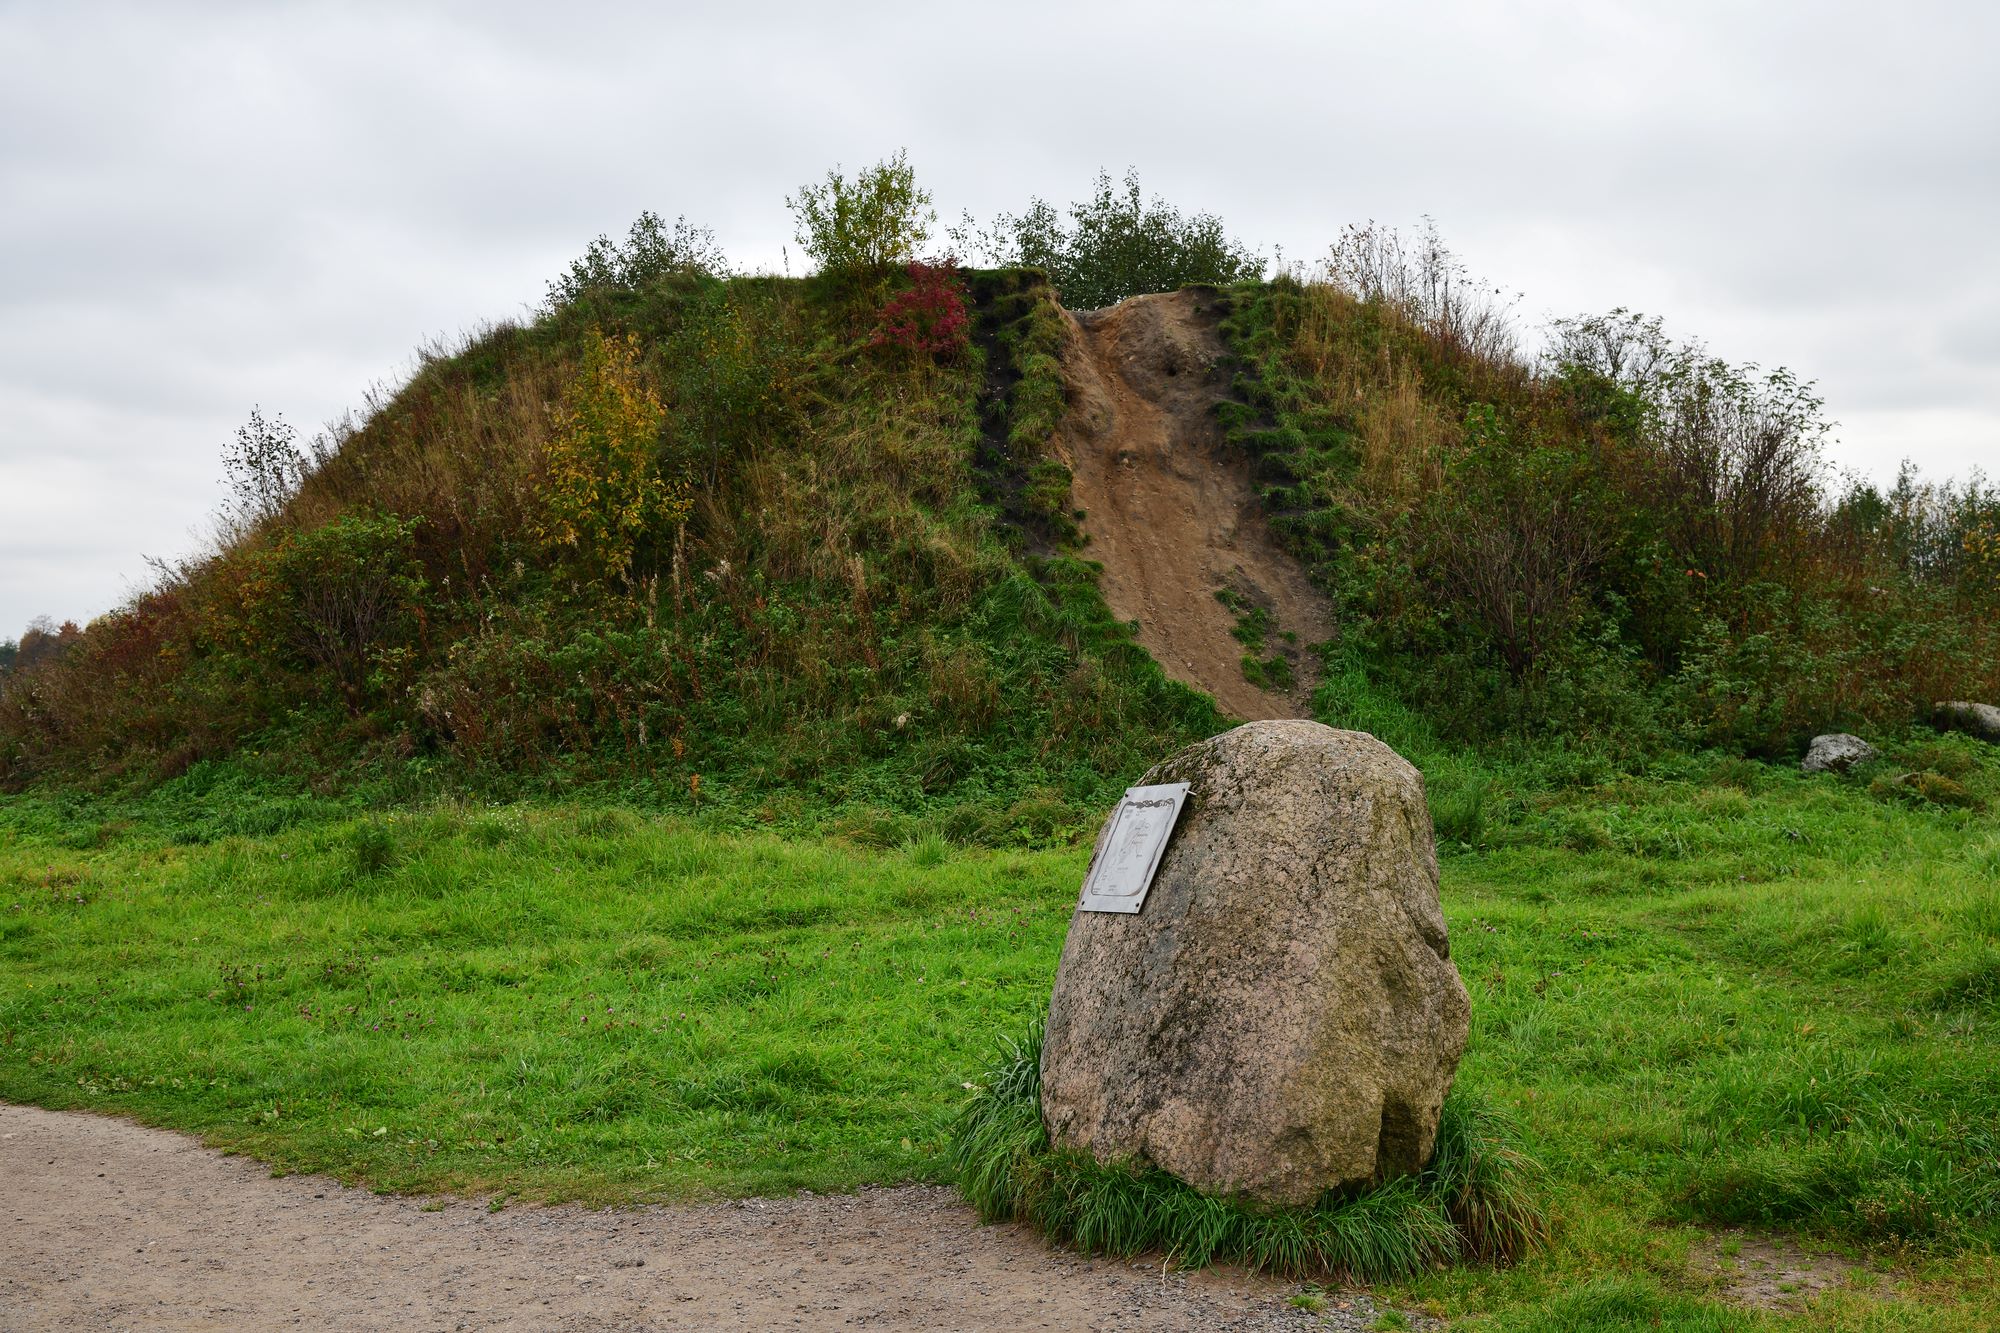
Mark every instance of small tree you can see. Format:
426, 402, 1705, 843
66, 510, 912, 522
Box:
786, 150, 935, 276
223, 406, 306, 529
962, 169, 1262, 309
535, 328, 687, 581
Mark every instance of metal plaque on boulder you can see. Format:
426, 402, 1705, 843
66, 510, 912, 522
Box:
1078, 783, 1189, 914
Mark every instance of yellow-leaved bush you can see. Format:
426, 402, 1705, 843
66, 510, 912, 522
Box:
1966, 519, 2000, 595
535, 328, 688, 581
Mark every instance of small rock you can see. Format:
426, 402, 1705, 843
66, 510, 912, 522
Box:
1802, 733, 1875, 774
1041, 720, 1470, 1207
1934, 701, 2000, 743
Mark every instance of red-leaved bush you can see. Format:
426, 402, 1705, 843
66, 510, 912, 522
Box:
871, 261, 970, 361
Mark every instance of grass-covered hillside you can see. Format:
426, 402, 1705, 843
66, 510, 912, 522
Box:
4, 159, 1999, 1327
5, 181, 1995, 814
0, 211, 1221, 834
1216, 221, 1999, 759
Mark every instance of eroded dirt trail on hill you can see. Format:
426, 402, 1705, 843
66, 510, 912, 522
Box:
0, 1102, 1396, 1331
1060, 290, 1331, 722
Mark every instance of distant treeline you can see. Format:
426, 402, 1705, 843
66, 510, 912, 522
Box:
0, 618, 81, 681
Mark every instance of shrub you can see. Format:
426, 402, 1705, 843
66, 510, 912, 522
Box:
871, 261, 970, 362
417, 617, 693, 769
1410, 412, 1613, 678
1664, 580, 1988, 754
786, 150, 934, 276
238, 511, 427, 711
1869, 769, 1986, 812
655, 284, 805, 492
534, 328, 687, 582
965, 168, 1262, 309
1220, 226, 2000, 752
953, 1023, 1546, 1280
1551, 309, 1831, 586
1327, 216, 1518, 365
546, 211, 725, 309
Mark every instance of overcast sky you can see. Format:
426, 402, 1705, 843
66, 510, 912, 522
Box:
3, 0, 1996, 636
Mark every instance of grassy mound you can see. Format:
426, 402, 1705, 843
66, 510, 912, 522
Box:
952, 1023, 1547, 1280
0, 263, 1218, 841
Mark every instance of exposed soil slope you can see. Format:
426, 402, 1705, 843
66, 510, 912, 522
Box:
0, 1102, 1408, 1331
1060, 290, 1331, 722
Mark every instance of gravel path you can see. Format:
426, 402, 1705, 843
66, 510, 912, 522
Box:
0, 1102, 1403, 1331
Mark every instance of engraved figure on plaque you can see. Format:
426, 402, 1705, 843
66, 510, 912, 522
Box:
1078, 783, 1189, 914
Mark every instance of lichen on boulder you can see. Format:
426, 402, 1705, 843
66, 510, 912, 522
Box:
1040, 719, 1471, 1208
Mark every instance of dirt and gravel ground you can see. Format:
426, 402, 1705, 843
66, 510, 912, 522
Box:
1688, 1227, 1882, 1312
1060, 290, 1332, 723
0, 1102, 1412, 1331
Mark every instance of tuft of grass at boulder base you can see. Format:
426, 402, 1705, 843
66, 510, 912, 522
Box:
952, 1021, 1547, 1281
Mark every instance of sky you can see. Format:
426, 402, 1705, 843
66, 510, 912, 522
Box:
3, 0, 1996, 637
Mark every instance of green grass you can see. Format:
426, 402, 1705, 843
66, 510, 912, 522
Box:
1214, 586, 1298, 692
0, 802, 1076, 1199
3, 743, 1998, 1326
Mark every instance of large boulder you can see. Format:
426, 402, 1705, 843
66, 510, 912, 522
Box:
1040, 720, 1470, 1208
1935, 701, 2000, 743
1803, 733, 1876, 774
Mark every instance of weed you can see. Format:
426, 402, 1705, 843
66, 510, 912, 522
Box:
1240, 652, 1295, 693
348, 818, 400, 876
1430, 775, 1489, 846
1869, 769, 1987, 812
903, 833, 950, 868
